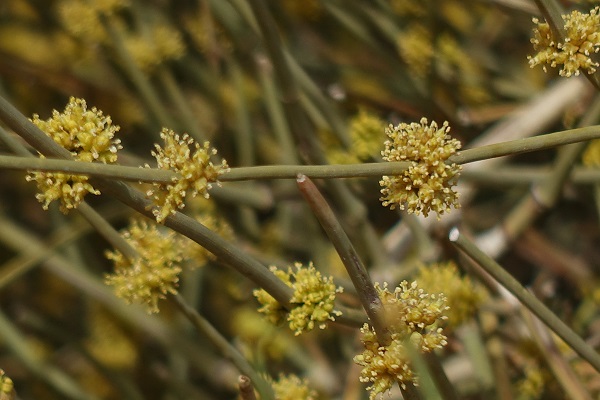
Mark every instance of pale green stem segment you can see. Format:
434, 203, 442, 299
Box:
449, 228, 600, 373
0, 93, 297, 317
2, 125, 600, 182
0, 309, 98, 400
296, 174, 390, 345
169, 294, 274, 400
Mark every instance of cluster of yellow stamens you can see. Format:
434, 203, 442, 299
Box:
254, 262, 343, 336
26, 97, 121, 212
528, 7, 600, 77
380, 118, 461, 218
105, 219, 182, 313
354, 281, 449, 399
146, 128, 229, 223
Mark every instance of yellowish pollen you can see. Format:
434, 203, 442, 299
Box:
380, 118, 461, 218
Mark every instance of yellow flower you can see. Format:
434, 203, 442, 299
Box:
123, 24, 186, 73
272, 374, 317, 400
57, 0, 128, 43
0, 370, 15, 400
253, 267, 291, 326
146, 128, 229, 223
397, 23, 433, 79
349, 110, 387, 161
253, 262, 343, 335
105, 219, 182, 313
582, 139, 600, 167
84, 304, 137, 369
354, 282, 448, 399
380, 118, 461, 218
26, 97, 121, 213
416, 261, 487, 328
231, 307, 294, 360
528, 7, 600, 77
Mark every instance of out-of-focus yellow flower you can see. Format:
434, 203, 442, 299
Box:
123, 24, 185, 73
0, 370, 15, 400
272, 374, 317, 400
583, 139, 600, 167
326, 110, 386, 164
57, 0, 128, 43
397, 23, 433, 79
105, 219, 182, 313
416, 261, 487, 328
84, 305, 137, 369
231, 307, 294, 360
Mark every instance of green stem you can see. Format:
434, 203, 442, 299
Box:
4, 124, 600, 182
449, 228, 600, 373
296, 175, 390, 344
400, 383, 423, 400
521, 308, 594, 400
423, 352, 459, 400
157, 65, 205, 141
100, 15, 176, 131
0, 205, 126, 291
0, 309, 99, 400
169, 294, 274, 400
0, 93, 370, 328
451, 125, 600, 164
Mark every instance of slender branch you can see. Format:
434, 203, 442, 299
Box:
0, 94, 371, 329
296, 175, 390, 344
238, 376, 258, 400
449, 228, 600, 373
451, 125, 600, 164
3, 124, 600, 183
169, 294, 274, 400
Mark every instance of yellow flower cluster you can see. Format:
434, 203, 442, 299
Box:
84, 305, 137, 369
57, 0, 128, 43
272, 374, 317, 400
105, 219, 182, 313
516, 364, 546, 400
231, 307, 294, 360
253, 262, 343, 336
124, 24, 186, 73
380, 118, 461, 218
528, 7, 600, 77
27, 97, 122, 213
583, 139, 600, 167
0, 370, 15, 400
354, 282, 448, 399
416, 261, 487, 328
253, 267, 290, 326
397, 24, 433, 79
348, 110, 386, 161
147, 128, 229, 223
327, 110, 386, 164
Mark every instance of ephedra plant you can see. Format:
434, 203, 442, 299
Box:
1, 0, 600, 399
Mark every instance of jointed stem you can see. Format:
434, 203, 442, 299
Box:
449, 228, 600, 374
2, 124, 600, 183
